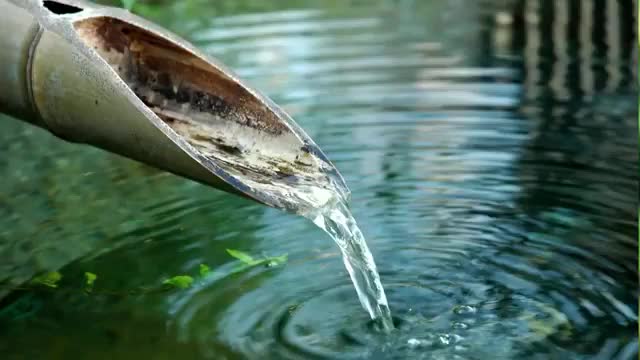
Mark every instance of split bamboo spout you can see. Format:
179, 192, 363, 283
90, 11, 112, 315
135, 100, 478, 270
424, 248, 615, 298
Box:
0, 0, 349, 214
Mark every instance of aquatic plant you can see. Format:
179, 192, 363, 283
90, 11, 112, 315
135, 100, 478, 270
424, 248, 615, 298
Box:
4, 249, 287, 294
226, 248, 289, 273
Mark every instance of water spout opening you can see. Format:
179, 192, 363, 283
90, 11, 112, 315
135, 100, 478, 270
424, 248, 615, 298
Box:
43, 0, 83, 15
73, 17, 346, 212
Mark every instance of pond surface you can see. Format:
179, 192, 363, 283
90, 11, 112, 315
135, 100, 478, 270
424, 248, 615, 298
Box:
0, 0, 637, 359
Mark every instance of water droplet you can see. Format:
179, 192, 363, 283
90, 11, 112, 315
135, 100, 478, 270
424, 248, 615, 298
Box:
453, 305, 477, 315
438, 334, 452, 345
438, 333, 463, 345
452, 322, 469, 329
407, 338, 432, 348
407, 338, 420, 347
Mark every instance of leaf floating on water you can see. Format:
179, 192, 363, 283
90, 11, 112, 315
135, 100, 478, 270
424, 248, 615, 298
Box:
231, 264, 251, 274
226, 249, 255, 264
199, 264, 211, 277
30, 272, 62, 288
163, 275, 194, 289
266, 254, 288, 267
226, 249, 288, 273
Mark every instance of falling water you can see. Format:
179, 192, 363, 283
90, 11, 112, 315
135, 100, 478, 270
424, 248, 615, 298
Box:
306, 198, 394, 332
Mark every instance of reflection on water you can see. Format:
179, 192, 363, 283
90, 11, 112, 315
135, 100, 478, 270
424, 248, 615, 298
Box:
0, 0, 637, 359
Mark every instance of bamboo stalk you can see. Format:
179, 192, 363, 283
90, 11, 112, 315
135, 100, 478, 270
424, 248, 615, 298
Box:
0, 0, 348, 213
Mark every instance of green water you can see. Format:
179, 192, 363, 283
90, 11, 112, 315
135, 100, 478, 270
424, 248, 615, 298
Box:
0, 0, 637, 359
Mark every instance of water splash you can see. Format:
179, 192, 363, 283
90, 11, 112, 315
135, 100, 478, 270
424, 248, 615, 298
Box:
306, 197, 394, 331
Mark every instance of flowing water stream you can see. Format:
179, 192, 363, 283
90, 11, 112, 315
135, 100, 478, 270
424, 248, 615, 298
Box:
308, 199, 394, 331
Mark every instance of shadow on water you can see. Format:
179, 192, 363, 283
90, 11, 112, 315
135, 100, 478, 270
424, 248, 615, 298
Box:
0, 0, 637, 359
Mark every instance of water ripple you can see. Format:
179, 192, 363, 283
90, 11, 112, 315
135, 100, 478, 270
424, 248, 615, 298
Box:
0, 1, 636, 359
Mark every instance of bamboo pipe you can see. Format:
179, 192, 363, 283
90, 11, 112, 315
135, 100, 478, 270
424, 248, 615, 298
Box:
0, 0, 349, 214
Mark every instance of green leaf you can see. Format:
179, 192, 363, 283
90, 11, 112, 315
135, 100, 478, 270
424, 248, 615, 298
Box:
230, 264, 250, 274
120, 0, 137, 10
226, 249, 255, 264
267, 254, 288, 267
30, 271, 62, 288
163, 275, 194, 289
199, 264, 210, 277
229, 252, 289, 274
84, 272, 97, 287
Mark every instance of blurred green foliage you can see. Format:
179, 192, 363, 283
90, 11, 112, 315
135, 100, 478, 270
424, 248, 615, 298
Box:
162, 275, 194, 289
30, 271, 62, 288
84, 272, 97, 286
120, 0, 137, 10
96, 0, 371, 34
199, 263, 211, 277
